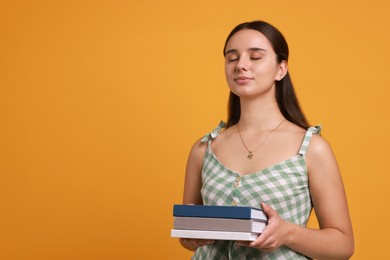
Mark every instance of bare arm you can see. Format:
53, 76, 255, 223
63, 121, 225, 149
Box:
244, 135, 354, 259
182, 139, 206, 205
179, 139, 214, 251
288, 135, 354, 259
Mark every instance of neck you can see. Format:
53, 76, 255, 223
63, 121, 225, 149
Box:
238, 96, 285, 131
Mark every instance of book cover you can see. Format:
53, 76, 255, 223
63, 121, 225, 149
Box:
171, 229, 258, 241
174, 217, 266, 233
173, 204, 267, 221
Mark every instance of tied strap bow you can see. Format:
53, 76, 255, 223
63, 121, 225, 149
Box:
201, 121, 226, 142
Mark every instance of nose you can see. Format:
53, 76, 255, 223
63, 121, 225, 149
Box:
236, 56, 249, 72
236, 64, 247, 71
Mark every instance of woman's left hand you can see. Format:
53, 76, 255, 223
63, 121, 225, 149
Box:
236, 202, 290, 252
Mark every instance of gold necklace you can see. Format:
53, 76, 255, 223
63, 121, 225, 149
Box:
237, 119, 286, 160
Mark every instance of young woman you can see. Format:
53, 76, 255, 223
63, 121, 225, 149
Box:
179, 21, 354, 259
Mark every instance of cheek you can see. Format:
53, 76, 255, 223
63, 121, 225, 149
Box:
256, 64, 279, 78
224, 65, 234, 80
224, 67, 236, 91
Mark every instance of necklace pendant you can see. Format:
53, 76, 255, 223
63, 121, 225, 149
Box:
247, 151, 253, 160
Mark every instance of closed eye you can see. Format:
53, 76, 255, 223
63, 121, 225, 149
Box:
226, 53, 239, 62
228, 58, 239, 62
249, 49, 264, 61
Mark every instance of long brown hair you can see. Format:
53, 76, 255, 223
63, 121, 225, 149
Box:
223, 21, 310, 129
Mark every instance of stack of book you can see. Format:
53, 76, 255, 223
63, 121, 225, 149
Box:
171, 204, 268, 241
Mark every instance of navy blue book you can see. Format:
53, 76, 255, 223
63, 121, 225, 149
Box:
173, 204, 267, 222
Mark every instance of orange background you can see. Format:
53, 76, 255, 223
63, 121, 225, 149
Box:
1, 1, 389, 259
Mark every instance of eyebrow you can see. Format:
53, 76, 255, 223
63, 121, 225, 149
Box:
225, 47, 267, 55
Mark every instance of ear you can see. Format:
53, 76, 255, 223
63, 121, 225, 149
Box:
275, 60, 288, 81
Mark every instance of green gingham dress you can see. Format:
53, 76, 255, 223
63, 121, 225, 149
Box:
192, 121, 321, 260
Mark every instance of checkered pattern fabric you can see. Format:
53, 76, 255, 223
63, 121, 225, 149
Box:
192, 122, 321, 260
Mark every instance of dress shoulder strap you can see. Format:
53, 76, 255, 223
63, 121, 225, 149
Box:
298, 125, 322, 156
201, 121, 226, 143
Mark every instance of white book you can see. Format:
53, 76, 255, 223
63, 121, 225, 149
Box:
171, 229, 259, 241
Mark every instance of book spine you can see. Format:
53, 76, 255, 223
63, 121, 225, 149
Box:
174, 217, 266, 233
173, 205, 266, 221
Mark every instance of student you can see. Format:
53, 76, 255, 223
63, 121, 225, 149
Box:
179, 20, 354, 259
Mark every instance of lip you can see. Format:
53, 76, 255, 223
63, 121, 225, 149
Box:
234, 76, 254, 85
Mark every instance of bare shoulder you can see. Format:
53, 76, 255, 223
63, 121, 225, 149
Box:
306, 134, 333, 159
305, 133, 339, 178
188, 137, 208, 164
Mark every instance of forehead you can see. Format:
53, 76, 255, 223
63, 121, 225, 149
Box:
225, 29, 273, 52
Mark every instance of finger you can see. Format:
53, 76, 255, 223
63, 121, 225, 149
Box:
250, 233, 273, 248
250, 225, 275, 247
260, 202, 276, 218
250, 234, 266, 247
